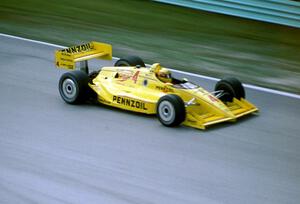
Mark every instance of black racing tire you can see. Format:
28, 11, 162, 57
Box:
86, 70, 100, 100
88, 70, 100, 84
156, 94, 186, 127
214, 77, 245, 102
114, 56, 145, 67
59, 70, 89, 104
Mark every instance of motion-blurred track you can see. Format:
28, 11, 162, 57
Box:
1, 35, 300, 204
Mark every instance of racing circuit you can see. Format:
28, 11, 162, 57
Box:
0, 34, 300, 204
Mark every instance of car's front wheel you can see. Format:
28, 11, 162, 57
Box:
59, 70, 89, 104
157, 94, 186, 127
214, 77, 245, 102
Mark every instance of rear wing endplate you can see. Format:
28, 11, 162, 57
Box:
55, 41, 112, 70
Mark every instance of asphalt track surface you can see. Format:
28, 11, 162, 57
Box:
1, 35, 300, 204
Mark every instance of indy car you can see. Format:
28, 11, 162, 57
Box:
55, 41, 258, 129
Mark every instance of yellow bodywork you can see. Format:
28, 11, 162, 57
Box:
56, 42, 258, 130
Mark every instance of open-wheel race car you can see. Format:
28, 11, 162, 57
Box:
55, 41, 258, 130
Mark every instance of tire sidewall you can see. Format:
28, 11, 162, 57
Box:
157, 100, 176, 125
59, 75, 79, 103
157, 94, 186, 127
215, 77, 245, 102
58, 71, 89, 104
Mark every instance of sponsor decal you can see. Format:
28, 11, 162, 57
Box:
117, 70, 133, 82
208, 95, 218, 102
58, 63, 73, 69
61, 43, 93, 54
60, 58, 73, 62
155, 86, 173, 93
117, 70, 140, 83
113, 96, 147, 110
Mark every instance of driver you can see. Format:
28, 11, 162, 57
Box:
157, 68, 172, 83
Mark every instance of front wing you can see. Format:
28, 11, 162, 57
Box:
183, 98, 258, 129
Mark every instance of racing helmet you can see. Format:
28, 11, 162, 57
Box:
157, 68, 172, 83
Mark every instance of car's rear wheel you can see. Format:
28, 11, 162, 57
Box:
88, 70, 100, 83
157, 94, 186, 127
59, 70, 89, 104
114, 56, 145, 67
214, 77, 245, 102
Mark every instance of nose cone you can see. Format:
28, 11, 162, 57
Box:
204, 93, 236, 117
183, 89, 258, 129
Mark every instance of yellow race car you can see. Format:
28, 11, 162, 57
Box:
55, 41, 258, 129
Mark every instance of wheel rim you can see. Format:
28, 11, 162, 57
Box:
158, 101, 175, 124
62, 78, 77, 99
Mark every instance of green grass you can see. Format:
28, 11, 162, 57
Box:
1, 0, 300, 94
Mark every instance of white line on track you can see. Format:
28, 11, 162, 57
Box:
1, 33, 299, 99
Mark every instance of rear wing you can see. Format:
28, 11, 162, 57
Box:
55, 41, 112, 70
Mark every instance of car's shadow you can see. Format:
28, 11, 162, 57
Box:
203, 112, 259, 133
74, 99, 259, 133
